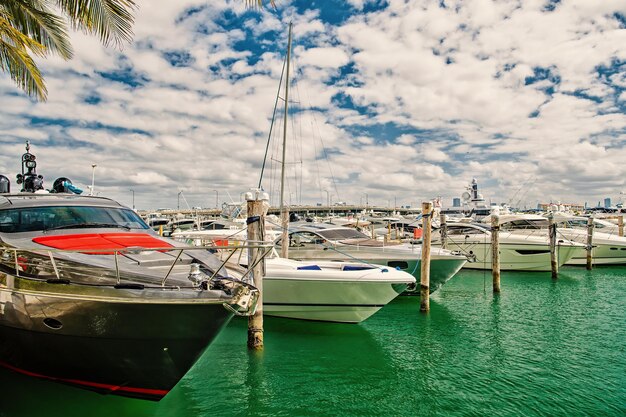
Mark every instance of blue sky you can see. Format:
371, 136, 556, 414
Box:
0, 0, 624, 210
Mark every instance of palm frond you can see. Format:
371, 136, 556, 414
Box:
0, 15, 48, 55
0, 37, 47, 101
55, 0, 137, 48
0, 0, 73, 59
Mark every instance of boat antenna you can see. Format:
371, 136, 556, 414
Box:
16, 141, 44, 192
279, 22, 293, 258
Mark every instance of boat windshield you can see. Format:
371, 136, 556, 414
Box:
500, 219, 548, 230
317, 228, 369, 240
594, 219, 617, 229
0, 206, 150, 233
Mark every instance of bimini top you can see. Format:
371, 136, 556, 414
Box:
0, 193, 124, 210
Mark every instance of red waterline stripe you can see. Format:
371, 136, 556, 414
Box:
0, 360, 169, 397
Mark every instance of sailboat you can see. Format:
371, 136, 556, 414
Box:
173, 24, 416, 323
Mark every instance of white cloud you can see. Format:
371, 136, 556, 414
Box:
0, 0, 624, 209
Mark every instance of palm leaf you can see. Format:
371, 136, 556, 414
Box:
0, 0, 73, 59
55, 0, 136, 48
0, 33, 47, 100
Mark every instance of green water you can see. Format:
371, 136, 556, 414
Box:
1, 267, 624, 416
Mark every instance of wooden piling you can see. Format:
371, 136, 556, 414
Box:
420, 202, 433, 312
619, 215, 624, 237
548, 214, 558, 279
280, 208, 289, 258
491, 214, 501, 293
586, 216, 594, 270
440, 213, 447, 250
247, 195, 266, 350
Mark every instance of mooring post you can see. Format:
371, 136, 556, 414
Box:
420, 202, 433, 312
618, 215, 624, 237
491, 214, 501, 293
548, 214, 558, 279
247, 191, 267, 350
439, 213, 447, 250
586, 216, 594, 270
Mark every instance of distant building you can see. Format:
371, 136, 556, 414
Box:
452, 198, 461, 207
538, 202, 585, 212
604, 198, 612, 208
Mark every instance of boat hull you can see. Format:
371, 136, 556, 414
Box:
565, 246, 626, 265
451, 243, 579, 271
263, 275, 409, 323
0, 281, 234, 400
366, 258, 467, 294
286, 247, 465, 294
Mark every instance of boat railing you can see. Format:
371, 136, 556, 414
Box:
0, 241, 274, 289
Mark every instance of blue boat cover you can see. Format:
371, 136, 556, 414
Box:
342, 265, 375, 271
297, 265, 322, 270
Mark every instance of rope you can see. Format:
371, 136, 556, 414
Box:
258, 53, 288, 189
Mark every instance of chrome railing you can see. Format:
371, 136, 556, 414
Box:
0, 241, 274, 288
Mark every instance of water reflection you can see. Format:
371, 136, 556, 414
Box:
1, 268, 623, 416
127, 315, 392, 416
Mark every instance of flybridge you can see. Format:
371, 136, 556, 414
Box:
0, 141, 82, 195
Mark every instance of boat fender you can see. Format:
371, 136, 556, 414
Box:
381, 268, 388, 273
114, 283, 145, 290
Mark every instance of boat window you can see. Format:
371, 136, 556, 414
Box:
0, 206, 149, 233
317, 228, 369, 240
286, 231, 325, 247
566, 219, 588, 228
447, 227, 484, 236
501, 219, 547, 230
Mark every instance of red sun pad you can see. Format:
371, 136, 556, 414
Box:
33, 233, 172, 254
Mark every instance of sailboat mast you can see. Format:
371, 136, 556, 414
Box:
279, 23, 293, 258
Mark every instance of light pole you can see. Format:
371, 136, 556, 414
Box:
130, 189, 135, 210
213, 189, 219, 208
365, 193, 369, 208
90, 164, 97, 196
177, 191, 183, 210
324, 190, 329, 207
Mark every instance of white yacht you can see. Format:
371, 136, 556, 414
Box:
489, 213, 626, 265
261, 256, 415, 323
283, 223, 467, 293
173, 233, 415, 323
433, 220, 583, 271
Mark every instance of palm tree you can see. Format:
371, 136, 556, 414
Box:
1, 0, 275, 101
1, 0, 137, 101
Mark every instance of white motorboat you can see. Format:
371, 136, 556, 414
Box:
433, 220, 583, 271
282, 223, 467, 293
492, 213, 626, 265
173, 232, 415, 323
262, 257, 415, 323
